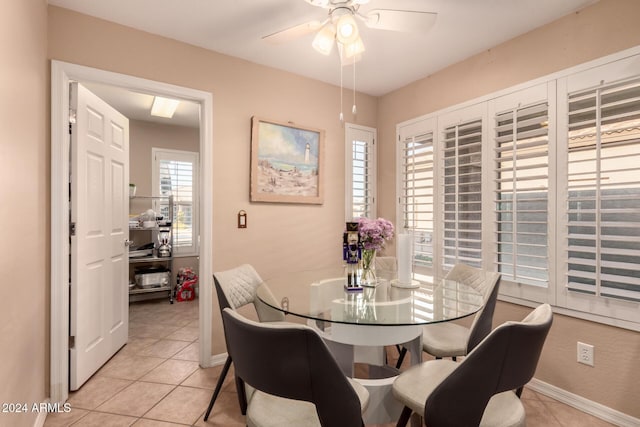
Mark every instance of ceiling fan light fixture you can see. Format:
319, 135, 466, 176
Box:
337, 39, 364, 65
335, 14, 359, 44
150, 96, 180, 118
312, 22, 336, 55
342, 36, 365, 59
338, 51, 363, 66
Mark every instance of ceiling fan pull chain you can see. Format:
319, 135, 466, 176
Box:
352, 60, 357, 115
340, 61, 344, 124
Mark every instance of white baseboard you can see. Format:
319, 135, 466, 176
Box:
33, 411, 47, 427
32, 399, 48, 427
209, 352, 228, 367
528, 378, 639, 427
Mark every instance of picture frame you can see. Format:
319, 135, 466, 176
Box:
250, 116, 325, 204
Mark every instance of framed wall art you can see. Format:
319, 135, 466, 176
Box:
250, 117, 325, 204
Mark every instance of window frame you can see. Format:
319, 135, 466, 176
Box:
152, 147, 200, 257
396, 45, 640, 331
397, 117, 437, 278
436, 104, 491, 279
488, 82, 557, 304
556, 57, 640, 325
438, 108, 486, 272
345, 123, 377, 220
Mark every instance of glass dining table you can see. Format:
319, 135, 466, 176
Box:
256, 266, 484, 424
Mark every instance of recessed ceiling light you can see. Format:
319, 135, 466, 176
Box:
151, 96, 180, 118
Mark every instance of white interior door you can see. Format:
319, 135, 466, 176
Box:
70, 82, 130, 390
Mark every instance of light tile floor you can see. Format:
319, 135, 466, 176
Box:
45, 299, 617, 426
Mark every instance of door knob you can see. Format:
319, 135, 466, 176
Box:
125, 239, 134, 247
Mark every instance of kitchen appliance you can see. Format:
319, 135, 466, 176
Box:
158, 228, 172, 257
135, 267, 170, 289
129, 242, 154, 258
141, 209, 157, 228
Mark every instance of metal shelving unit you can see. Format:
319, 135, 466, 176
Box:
128, 195, 174, 303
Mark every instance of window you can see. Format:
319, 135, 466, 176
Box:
442, 119, 483, 270
345, 124, 376, 220
400, 131, 435, 271
494, 101, 550, 287
565, 77, 640, 303
152, 148, 199, 256
396, 48, 640, 330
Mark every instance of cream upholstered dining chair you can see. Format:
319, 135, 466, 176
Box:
396, 263, 501, 368
203, 264, 285, 421
221, 307, 370, 427
392, 303, 553, 427
423, 264, 502, 359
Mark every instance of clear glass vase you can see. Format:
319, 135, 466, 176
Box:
361, 249, 377, 287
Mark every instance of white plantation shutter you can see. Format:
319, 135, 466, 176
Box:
351, 139, 374, 218
494, 102, 550, 286
345, 124, 376, 219
566, 77, 640, 302
395, 51, 640, 329
442, 119, 483, 269
400, 132, 434, 269
153, 148, 199, 256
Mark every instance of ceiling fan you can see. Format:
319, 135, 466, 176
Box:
262, 0, 437, 63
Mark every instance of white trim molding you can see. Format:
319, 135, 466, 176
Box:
394, 44, 640, 332
528, 378, 640, 427
344, 122, 377, 220
50, 60, 214, 403
209, 352, 229, 367
33, 402, 48, 427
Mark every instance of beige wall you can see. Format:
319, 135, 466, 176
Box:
48, 6, 378, 356
129, 119, 199, 197
377, 0, 640, 419
0, 0, 48, 426
33, 0, 638, 420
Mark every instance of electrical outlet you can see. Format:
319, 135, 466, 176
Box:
577, 342, 594, 366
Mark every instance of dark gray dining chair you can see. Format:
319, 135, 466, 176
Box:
203, 264, 285, 421
396, 264, 501, 368
221, 307, 370, 427
392, 303, 553, 427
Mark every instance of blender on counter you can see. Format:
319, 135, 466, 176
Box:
157, 228, 172, 257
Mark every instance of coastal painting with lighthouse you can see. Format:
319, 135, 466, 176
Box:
250, 117, 325, 204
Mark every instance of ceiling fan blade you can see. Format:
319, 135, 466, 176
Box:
262, 20, 324, 44
363, 9, 437, 33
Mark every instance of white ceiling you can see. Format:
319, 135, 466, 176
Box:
82, 81, 201, 128
50, 0, 596, 126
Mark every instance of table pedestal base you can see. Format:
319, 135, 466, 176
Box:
309, 321, 422, 424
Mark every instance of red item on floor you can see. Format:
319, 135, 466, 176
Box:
176, 267, 198, 302
176, 277, 197, 302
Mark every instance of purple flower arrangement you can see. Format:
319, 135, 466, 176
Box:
357, 217, 394, 251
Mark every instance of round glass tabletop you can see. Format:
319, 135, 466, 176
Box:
257, 267, 484, 326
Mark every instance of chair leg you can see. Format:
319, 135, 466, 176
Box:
235, 374, 248, 415
203, 356, 233, 421
396, 406, 412, 427
395, 347, 408, 369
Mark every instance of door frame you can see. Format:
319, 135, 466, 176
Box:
51, 60, 214, 403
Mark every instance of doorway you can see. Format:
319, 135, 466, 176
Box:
51, 60, 214, 403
